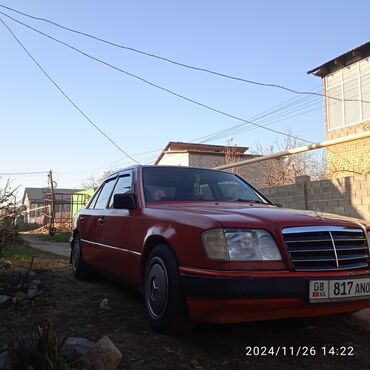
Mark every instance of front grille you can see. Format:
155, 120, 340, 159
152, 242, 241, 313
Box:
282, 226, 369, 272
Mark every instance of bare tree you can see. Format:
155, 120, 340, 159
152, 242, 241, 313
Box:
0, 179, 20, 247
224, 138, 245, 177
250, 131, 326, 188
81, 168, 117, 189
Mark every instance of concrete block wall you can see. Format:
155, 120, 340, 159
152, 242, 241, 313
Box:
261, 174, 370, 220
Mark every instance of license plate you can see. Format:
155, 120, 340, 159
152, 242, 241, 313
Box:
309, 278, 370, 302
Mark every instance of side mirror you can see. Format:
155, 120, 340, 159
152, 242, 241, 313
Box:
113, 193, 136, 210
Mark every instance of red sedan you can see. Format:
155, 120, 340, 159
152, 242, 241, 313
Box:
71, 166, 370, 332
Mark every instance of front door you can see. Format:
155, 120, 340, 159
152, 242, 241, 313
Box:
81, 178, 117, 268
102, 171, 134, 279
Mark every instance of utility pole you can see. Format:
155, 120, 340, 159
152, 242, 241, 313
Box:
48, 170, 56, 235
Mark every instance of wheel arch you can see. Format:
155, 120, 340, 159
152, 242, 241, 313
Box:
71, 228, 80, 241
69, 229, 80, 263
141, 235, 178, 287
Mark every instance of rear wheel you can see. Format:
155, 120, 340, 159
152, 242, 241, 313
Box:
144, 245, 191, 333
71, 234, 92, 280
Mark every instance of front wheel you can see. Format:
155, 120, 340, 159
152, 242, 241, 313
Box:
71, 235, 92, 280
144, 245, 191, 333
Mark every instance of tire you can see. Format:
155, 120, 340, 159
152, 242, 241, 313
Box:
144, 244, 191, 333
71, 234, 92, 280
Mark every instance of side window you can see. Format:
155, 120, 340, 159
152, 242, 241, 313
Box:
93, 179, 116, 209
109, 174, 132, 207
87, 187, 102, 209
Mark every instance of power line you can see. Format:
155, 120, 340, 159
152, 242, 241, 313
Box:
191, 91, 322, 144
245, 92, 321, 124
201, 100, 322, 143
224, 106, 322, 138
199, 105, 322, 144
1, 11, 356, 174
0, 3, 368, 105
0, 171, 49, 176
91, 87, 323, 170
0, 17, 140, 165
244, 98, 322, 126
95, 90, 322, 170
0, 12, 316, 145
140, 101, 322, 164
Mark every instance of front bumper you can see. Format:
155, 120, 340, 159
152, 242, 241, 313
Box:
180, 270, 370, 323
181, 275, 307, 299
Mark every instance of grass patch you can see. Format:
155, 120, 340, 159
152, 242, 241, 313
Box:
0, 243, 33, 261
9, 321, 70, 370
27, 232, 71, 243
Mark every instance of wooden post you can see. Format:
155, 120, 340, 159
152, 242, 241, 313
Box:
48, 170, 56, 235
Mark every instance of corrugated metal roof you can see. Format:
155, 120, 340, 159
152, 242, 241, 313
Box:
307, 41, 370, 77
23, 187, 83, 204
23, 188, 44, 203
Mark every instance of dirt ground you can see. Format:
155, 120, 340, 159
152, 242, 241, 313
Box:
1, 245, 370, 370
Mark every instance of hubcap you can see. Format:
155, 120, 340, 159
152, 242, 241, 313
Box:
146, 257, 168, 319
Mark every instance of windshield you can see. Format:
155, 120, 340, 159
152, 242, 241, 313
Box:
142, 167, 268, 203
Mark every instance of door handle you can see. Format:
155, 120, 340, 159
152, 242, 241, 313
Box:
98, 217, 105, 224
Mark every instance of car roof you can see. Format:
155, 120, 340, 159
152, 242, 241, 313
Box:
105, 165, 230, 181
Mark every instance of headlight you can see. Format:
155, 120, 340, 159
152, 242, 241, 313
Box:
202, 228, 282, 261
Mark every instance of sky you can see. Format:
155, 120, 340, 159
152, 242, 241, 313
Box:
0, 0, 369, 196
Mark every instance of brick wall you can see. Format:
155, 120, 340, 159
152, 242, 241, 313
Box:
158, 152, 189, 166
261, 174, 370, 220
189, 152, 266, 184
325, 112, 370, 178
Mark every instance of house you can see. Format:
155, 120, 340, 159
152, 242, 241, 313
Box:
308, 41, 370, 178
154, 141, 264, 184
22, 187, 82, 225
71, 188, 95, 217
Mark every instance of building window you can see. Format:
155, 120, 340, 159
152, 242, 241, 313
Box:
326, 57, 370, 129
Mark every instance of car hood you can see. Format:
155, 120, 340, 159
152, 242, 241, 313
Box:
147, 201, 369, 230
